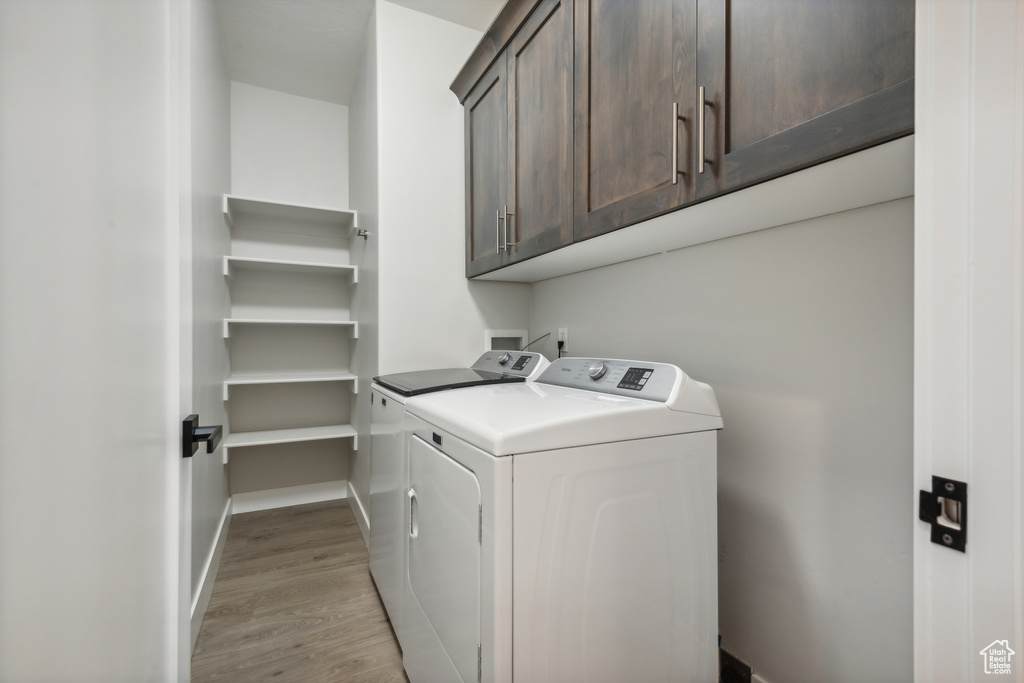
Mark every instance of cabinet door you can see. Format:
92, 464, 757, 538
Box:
696, 0, 914, 199
465, 55, 510, 277
506, 0, 574, 263
573, 0, 697, 242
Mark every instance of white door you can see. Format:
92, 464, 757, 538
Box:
0, 0, 192, 680
914, 2, 1024, 681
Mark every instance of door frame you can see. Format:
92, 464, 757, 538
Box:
913, 1, 1024, 680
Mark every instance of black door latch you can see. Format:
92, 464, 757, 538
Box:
183, 414, 223, 459
919, 476, 967, 552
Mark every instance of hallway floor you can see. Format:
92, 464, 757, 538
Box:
191, 500, 407, 682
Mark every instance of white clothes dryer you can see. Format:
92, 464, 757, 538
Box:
401, 357, 723, 683
369, 351, 549, 648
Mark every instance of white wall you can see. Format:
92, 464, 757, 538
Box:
344, 1, 533, 524
530, 199, 915, 683
230, 82, 349, 208
375, 0, 532, 376
348, 4, 380, 531
189, 0, 231, 643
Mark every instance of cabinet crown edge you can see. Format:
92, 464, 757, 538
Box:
450, 0, 543, 102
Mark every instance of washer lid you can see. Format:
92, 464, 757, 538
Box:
405, 382, 723, 455
372, 351, 549, 397
373, 368, 524, 397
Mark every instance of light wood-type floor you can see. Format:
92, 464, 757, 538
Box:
191, 500, 408, 682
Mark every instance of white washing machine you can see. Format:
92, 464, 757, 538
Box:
401, 357, 723, 683
369, 351, 549, 649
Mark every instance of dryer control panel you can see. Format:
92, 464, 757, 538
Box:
536, 358, 681, 403
471, 350, 549, 378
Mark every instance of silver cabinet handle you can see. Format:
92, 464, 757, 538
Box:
495, 207, 514, 253
408, 488, 418, 539
672, 102, 686, 185
698, 86, 707, 175
495, 209, 502, 255
503, 205, 515, 248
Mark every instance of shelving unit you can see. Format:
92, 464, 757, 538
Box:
221, 194, 359, 507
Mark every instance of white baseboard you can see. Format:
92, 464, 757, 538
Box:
191, 497, 231, 652
232, 480, 348, 514
348, 480, 370, 548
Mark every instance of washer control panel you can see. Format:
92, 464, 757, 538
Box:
537, 358, 681, 403
472, 350, 549, 378
617, 366, 653, 390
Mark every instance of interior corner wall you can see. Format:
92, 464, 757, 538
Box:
348, 4, 379, 532
529, 198, 915, 683
375, 0, 531, 376
230, 81, 350, 208
190, 0, 231, 606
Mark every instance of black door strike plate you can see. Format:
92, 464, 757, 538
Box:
919, 476, 967, 552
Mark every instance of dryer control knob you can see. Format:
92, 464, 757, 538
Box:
497, 352, 512, 365
588, 361, 607, 380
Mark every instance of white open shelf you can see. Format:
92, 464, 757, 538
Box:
222, 371, 358, 400
221, 192, 358, 500
224, 255, 358, 283
232, 480, 350, 514
223, 194, 357, 232
221, 424, 358, 464
223, 319, 358, 338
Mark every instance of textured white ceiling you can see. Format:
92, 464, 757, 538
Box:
386, 0, 505, 31
213, 0, 505, 106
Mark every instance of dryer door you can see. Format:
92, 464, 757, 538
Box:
406, 434, 481, 682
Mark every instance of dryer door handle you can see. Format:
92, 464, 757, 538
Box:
408, 488, 418, 539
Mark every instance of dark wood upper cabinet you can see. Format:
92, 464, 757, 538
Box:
573, 0, 697, 242
459, 0, 573, 277
464, 57, 509, 277
695, 0, 914, 199
506, 0, 574, 262
454, 0, 914, 277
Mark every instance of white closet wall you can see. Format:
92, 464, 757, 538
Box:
347, 5, 380, 540
231, 82, 349, 208
190, 0, 232, 647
